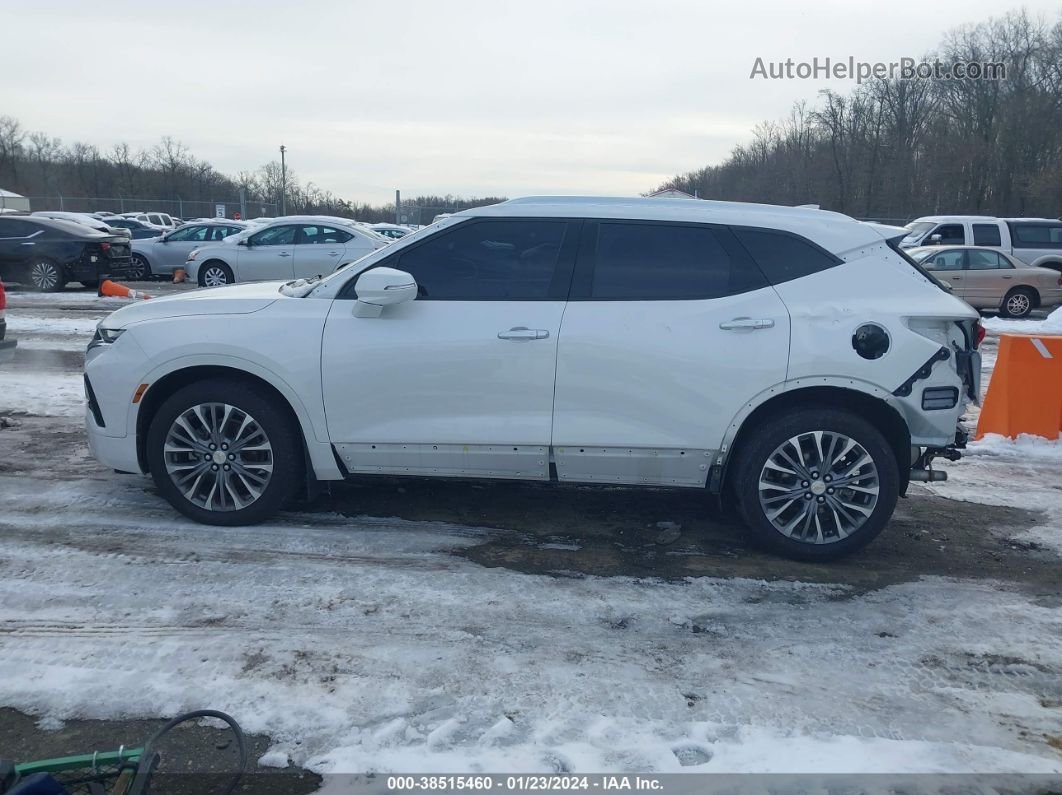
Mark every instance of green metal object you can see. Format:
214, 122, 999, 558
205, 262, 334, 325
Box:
15, 746, 143, 775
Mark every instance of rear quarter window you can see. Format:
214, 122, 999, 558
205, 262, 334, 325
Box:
731, 227, 842, 285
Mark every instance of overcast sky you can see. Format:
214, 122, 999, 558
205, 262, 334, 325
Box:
3, 0, 1058, 204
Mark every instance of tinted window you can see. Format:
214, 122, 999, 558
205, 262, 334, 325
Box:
250, 225, 297, 246
967, 250, 1008, 269
972, 224, 1002, 247
395, 219, 567, 300
0, 219, 38, 237
589, 222, 760, 300
1010, 223, 1062, 247
298, 225, 353, 245
930, 224, 965, 245
166, 225, 210, 242
732, 227, 840, 285
924, 250, 965, 271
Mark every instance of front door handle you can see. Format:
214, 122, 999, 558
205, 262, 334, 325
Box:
278, 251, 291, 257
498, 326, 549, 341
328, 251, 340, 256
19, 242, 35, 246
719, 317, 775, 331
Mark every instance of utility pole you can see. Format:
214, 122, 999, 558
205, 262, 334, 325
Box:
395, 189, 401, 225
279, 144, 287, 216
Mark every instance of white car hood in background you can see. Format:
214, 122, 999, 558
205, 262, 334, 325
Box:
101, 282, 286, 329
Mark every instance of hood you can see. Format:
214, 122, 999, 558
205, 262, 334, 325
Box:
101, 281, 287, 329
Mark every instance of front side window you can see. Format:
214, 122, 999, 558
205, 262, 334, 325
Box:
393, 219, 569, 300
929, 224, 965, 245
967, 249, 1008, 269
166, 225, 209, 242
250, 225, 297, 246
732, 227, 840, 285
972, 223, 1002, 247
588, 222, 762, 300
298, 225, 353, 245
923, 250, 965, 271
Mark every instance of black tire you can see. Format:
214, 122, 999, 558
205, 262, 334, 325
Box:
198, 261, 234, 287
731, 408, 899, 562
25, 258, 65, 292
127, 253, 151, 281
146, 378, 304, 526
1000, 287, 1036, 319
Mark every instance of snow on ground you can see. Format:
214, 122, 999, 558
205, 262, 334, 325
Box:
1, 289, 1061, 779
982, 306, 1062, 334
0, 476, 1059, 776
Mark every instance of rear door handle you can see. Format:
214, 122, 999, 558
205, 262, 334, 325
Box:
498, 326, 549, 341
719, 317, 775, 331
278, 252, 291, 257
19, 242, 35, 246
328, 251, 340, 256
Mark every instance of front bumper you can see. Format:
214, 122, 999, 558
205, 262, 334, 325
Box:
86, 407, 142, 473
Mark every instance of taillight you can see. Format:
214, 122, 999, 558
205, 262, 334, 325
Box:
1057, 275, 1062, 286
975, 320, 986, 347
0, 282, 6, 311
100, 242, 111, 252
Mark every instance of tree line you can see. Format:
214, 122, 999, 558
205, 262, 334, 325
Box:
0, 119, 503, 222
655, 9, 1062, 221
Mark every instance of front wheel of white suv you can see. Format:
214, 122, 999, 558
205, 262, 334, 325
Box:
732, 408, 899, 561
146, 379, 303, 525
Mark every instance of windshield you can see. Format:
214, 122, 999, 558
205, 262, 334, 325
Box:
902, 221, 936, 241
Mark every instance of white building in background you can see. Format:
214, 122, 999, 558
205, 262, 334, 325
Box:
647, 188, 698, 199
0, 188, 30, 213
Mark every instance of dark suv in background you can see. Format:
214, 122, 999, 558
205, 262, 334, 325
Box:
0, 216, 131, 291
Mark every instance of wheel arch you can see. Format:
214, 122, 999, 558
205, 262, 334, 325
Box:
1002, 283, 1040, 308
715, 383, 912, 500
198, 258, 234, 284
134, 362, 341, 482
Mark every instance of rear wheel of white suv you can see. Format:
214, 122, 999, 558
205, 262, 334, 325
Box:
146, 379, 303, 525
732, 408, 899, 561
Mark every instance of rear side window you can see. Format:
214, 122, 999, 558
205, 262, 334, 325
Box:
0, 219, 37, 238
972, 224, 1002, 247
732, 227, 841, 285
587, 222, 763, 300
1009, 222, 1062, 247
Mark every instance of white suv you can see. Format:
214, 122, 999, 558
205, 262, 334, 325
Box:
85, 197, 981, 561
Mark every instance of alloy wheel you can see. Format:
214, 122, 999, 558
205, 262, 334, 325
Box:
30, 260, 60, 291
1005, 293, 1031, 317
163, 403, 274, 511
757, 430, 880, 544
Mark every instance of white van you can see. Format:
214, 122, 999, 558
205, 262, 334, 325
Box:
900, 215, 1062, 272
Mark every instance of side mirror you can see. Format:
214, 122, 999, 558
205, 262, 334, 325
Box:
352, 267, 417, 318
238, 238, 249, 247
930, 234, 942, 244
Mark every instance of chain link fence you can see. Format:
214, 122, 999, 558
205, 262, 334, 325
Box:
23, 196, 278, 220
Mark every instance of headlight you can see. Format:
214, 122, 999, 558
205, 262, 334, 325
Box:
88, 326, 125, 350
186, 249, 200, 262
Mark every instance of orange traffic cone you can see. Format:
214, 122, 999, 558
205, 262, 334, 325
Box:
976, 334, 1062, 441
173, 268, 186, 284
99, 280, 152, 300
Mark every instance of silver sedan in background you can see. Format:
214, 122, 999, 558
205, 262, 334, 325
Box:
129, 220, 247, 279
909, 245, 1062, 318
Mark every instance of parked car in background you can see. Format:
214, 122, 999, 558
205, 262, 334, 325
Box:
120, 211, 177, 230
31, 211, 132, 240
129, 220, 247, 279
370, 223, 413, 240
900, 215, 1062, 272
0, 215, 130, 291
908, 245, 1062, 318
87, 196, 981, 562
184, 216, 387, 286
100, 217, 167, 240
0, 278, 15, 365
